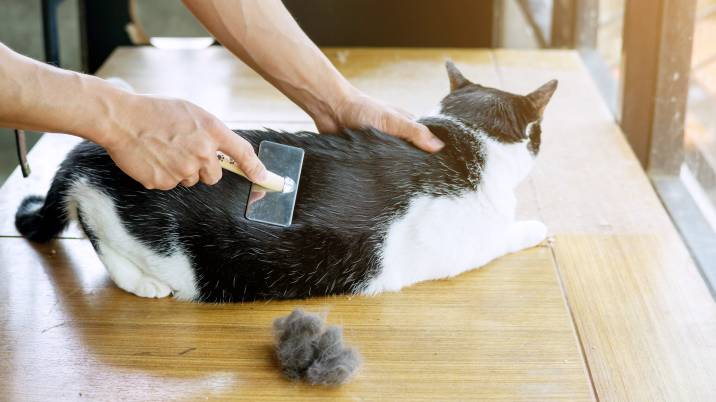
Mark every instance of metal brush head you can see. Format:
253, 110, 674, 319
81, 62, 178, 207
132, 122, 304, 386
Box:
245, 141, 304, 227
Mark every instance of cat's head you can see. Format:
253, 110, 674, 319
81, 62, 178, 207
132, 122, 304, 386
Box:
436, 61, 557, 156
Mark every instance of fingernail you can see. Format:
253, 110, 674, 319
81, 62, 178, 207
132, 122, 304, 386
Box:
263, 170, 285, 192
428, 137, 445, 151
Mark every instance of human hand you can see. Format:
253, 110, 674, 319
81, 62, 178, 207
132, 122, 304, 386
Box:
313, 88, 445, 153
184, 0, 443, 152
100, 94, 268, 190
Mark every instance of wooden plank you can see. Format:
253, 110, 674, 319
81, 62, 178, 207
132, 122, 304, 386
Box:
494, 49, 716, 401
550, 0, 577, 48
11, 45, 715, 401
95, 47, 499, 124
0, 238, 592, 401
647, 0, 698, 175
619, 0, 663, 165
553, 236, 716, 401
620, 0, 697, 171
0, 48, 593, 400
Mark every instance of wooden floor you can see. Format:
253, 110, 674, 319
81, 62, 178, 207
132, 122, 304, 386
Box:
0, 47, 714, 401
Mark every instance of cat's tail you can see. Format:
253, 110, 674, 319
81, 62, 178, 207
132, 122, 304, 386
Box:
15, 178, 70, 242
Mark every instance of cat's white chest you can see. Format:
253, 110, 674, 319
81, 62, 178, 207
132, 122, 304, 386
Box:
363, 187, 516, 294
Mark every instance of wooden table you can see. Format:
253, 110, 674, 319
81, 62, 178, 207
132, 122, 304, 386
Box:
0, 47, 714, 401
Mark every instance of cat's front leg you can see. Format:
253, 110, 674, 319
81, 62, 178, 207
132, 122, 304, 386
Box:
506, 220, 548, 253
461, 220, 547, 272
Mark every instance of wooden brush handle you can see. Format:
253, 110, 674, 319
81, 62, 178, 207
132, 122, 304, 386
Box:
216, 151, 285, 192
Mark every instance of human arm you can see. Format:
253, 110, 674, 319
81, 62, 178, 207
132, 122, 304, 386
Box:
183, 0, 444, 152
0, 42, 275, 190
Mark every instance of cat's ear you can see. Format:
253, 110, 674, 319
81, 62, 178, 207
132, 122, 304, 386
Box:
446, 60, 472, 91
526, 79, 558, 115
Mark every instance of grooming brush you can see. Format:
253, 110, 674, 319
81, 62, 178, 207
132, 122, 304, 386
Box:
217, 141, 304, 227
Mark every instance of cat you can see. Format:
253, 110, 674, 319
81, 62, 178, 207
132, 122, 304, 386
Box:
15, 62, 557, 303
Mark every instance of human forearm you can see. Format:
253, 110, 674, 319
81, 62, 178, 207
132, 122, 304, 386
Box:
183, 0, 443, 151
183, 0, 354, 125
0, 42, 129, 147
0, 42, 273, 190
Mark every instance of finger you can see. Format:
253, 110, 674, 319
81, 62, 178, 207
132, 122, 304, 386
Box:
181, 173, 200, 187
214, 127, 268, 183
199, 158, 222, 185
386, 115, 445, 152
247, 190, 266, 206
411, 122, 445, 152
155, 178, 179, 191
153, 155, 185, 190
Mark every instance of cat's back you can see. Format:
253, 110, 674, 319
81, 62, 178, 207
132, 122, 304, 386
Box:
61, 129, 434, 242
239, 129, 434, 227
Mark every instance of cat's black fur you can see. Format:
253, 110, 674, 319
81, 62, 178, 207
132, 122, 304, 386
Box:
15, 63, 556, 302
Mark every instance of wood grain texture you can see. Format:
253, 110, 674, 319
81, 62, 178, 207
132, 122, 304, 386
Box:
3, 47, 714, 401
0, 48, 593, 401
493, 49, 716, 401
94, 47, 499, 123
0, 133, 84, 238
553, 235, 716, 401
0, 238, 591, 401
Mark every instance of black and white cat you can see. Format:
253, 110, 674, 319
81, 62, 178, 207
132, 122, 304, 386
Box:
15, 62, 557, 302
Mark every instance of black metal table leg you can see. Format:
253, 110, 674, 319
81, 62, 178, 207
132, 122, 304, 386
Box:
14, 129, 31, 178
41, 0, 65, 66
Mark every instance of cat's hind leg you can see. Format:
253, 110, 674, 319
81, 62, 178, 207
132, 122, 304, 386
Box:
69, 181, 174, 299
96, 242, 172, 298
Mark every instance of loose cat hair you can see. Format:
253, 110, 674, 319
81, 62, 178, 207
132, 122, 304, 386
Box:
273, 309, 361, 385
15, 62, 557, 302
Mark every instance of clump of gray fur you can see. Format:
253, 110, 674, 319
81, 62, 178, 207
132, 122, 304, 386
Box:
273, 309, 361, 385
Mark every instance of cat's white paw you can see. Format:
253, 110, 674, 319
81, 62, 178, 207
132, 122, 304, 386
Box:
508, 220, 548, 252
521, 220, 548, 248
132, 275, 173, 298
